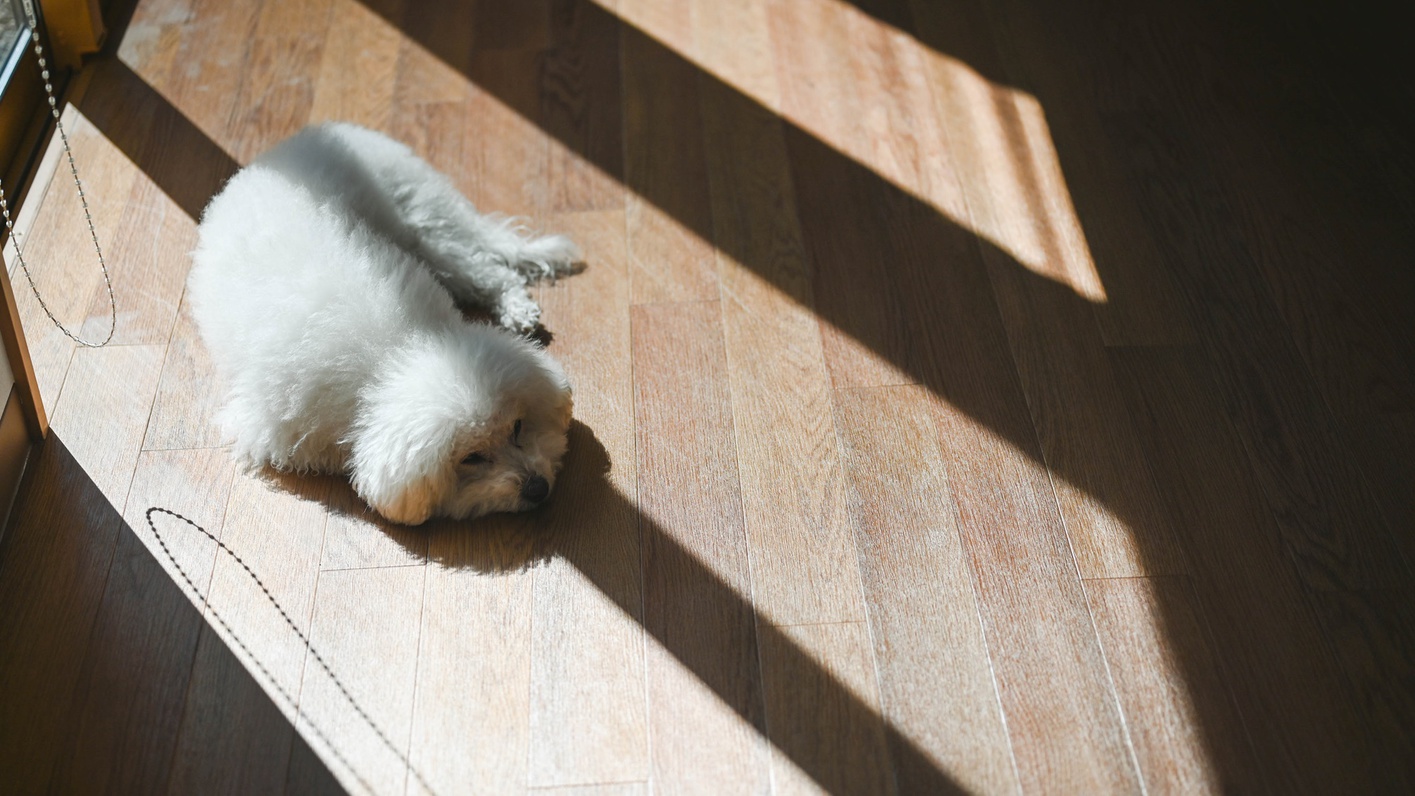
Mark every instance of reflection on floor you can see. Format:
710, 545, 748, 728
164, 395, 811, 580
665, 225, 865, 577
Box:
1, 0, 1412, 793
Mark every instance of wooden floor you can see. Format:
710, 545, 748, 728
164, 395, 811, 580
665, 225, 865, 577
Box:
1, 0, 1412, 793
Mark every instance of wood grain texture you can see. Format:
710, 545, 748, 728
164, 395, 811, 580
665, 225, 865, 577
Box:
766, 1, 912, 389
76, 176, 189, 347
0, 438, 127, 794
1084, 576, 1256, 795
542, 0, 624, 212
319, 477, 427, 571
46, 450, 236, 794
12, 114, 138, 403
621, 27, 718, 305
124, 448, 237, 613
123, 0, 258, 152
407, 521, 536, 795
690, 0, 780, 109
759, 621, 893, 795
930, 393, 1143, 793
631, 301, 769, 793
902, 0, 1185, 579
701, 74, 866, 627
222, 0, 333, 163
2, 0, 1412, 790
781, 51, 1142, 789
913, 0, 1195, 346
835, 385, 1019, 795
528, 211, 649, 789
197, 468, 331, 721
143, 299, 227, 451
296, 565, 425, 796
1110, 344, 1393, 792
47, 344, 166, 505
1176, 21, 1415, 564
165, 626, 300, 795
308, 0, 402, 131
1042, 0, 1406, 596
462, 48, 550, 218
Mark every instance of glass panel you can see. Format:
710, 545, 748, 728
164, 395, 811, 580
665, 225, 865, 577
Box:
0, 0, 21, 47
0, 0, 28, 95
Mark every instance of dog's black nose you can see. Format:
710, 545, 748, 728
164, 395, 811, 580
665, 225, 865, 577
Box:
520, 475, 550, 505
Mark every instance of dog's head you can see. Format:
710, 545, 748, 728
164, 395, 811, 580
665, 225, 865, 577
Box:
347, 328, 573, 525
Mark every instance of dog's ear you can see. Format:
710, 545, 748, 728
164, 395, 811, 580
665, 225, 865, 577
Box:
347, 364, 465, 525
347, 409, 458, 525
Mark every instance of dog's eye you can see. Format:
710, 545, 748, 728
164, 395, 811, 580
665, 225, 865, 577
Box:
511, 419, 523, 446
461, 451, 489, 466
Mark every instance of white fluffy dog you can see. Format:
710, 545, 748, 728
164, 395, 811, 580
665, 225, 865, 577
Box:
188, 122, 577, 524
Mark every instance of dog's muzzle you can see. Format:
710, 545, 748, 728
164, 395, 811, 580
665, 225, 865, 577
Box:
520, 475, 550, 505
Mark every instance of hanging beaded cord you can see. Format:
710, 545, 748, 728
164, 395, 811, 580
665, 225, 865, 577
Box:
0, 0, 115, 348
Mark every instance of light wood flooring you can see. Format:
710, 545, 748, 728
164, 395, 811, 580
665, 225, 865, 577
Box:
1, 0, 1412, 793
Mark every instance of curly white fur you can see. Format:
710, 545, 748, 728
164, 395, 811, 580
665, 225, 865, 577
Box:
188, 122, 577, 524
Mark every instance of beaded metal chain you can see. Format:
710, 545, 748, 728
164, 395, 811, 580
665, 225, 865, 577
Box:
0, 0, 115, 348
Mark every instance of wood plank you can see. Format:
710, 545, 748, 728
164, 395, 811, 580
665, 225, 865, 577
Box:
406, 518, 537, 795
143, 298, 227, 451
165, 627, 300, 795
1110, 344, 1392, 792
46, 449, 236, 794
615, 0, 696, 58
765, 0, 866, 165
0, 438, 127, 793
197, 468, 332, 722
319, 476, 427, 570
766, 0, 911, 389
11, 114, 139, 405
462, 48, 550, 218
1305, 585, 1415, 790
76, 176, 190, 347
781, 61, 1141, 786
930, 393, 1142, 793
48, 344, 166, 505
125, 449, 237, 614
528, 784, 646, 796
1181, 42, 1415, 568
621, 26, 718, 305
222, 0, 334, 163
76, 52, 242, 223
283, 731, 351, 796
127, 0, 260, 152
910, 0, 1194, 346
542, 0, 624, 213
701, 74, 865, 627
1085, 576, 1261, 795
390, 8, 472, 108
295, 565, 425, 796
528, 209, 649, 788
689, 0, 780, 109
308, 0, 403, 131
902, 1, 1185, 579
476, 0, 551, 51
395, 0, 478, 77
758, 621, 893, 795
834, 384, 1019, 795
631, 300, 769, 793
1033, 0, 1407, 596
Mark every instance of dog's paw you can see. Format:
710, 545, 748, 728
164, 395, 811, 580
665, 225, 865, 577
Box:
515, 234, 582, 283
497, 290, 543, 334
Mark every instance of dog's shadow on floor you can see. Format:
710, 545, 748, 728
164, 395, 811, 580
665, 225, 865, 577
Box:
254, 419, 619, 575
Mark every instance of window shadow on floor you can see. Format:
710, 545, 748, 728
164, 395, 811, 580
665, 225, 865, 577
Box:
0, 435, 346, 794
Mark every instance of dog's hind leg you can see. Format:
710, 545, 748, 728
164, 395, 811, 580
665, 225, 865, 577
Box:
329, 124, 579, 332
